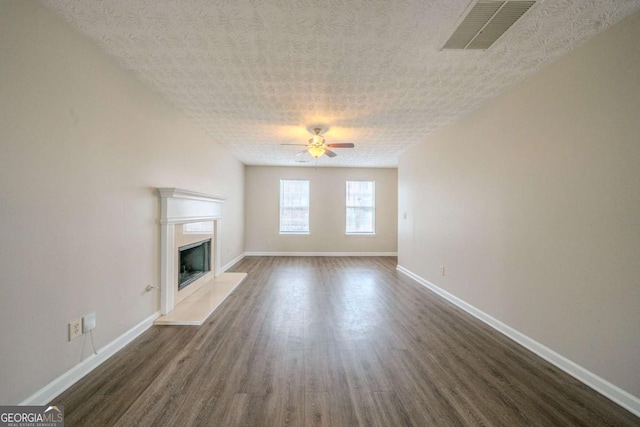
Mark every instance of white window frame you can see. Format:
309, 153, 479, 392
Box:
345, 180, 375, 235
279, 179, 310, 235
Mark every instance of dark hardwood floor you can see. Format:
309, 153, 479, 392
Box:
53, 256, 639, 426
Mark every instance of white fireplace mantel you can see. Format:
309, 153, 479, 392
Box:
158, 188, 226, 314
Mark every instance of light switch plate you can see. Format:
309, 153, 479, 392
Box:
82, 312, 96, 333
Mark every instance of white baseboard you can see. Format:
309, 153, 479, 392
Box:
221, 252, 246, 272
20, 311, 160, 406
395, 265, 640, 418
244, 251, 398, 257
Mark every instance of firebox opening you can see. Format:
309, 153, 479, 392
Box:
178, 239, 211, 291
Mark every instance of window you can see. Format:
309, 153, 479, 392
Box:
346, 181, 375, 234
280, 180, 310, 234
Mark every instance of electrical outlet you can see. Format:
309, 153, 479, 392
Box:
69, 319, 82, 341
82, 312, 96, 333
439, 265, 445, 276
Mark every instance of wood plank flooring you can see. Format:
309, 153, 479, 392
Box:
52, 256, 639, 426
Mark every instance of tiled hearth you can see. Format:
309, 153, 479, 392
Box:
154, 272, 247, 325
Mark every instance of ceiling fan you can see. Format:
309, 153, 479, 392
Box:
282, 128, 355, 159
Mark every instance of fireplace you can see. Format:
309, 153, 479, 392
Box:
178, 239, 211, 290
158, 188, 226, 315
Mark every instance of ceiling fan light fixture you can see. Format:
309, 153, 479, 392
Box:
309, 127, 325, 146
308, 145, 326, 158
309, 135, 324, 145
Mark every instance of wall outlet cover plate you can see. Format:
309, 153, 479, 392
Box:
69, 319, 82, 341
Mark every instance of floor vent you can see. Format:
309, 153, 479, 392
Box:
442, 1, 535, 50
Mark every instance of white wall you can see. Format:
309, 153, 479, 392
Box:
398, 12, 640, 399
245, 166, 397, 254
0, 1, 244, 404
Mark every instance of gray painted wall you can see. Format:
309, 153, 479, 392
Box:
398, 12, 640, 398
245, 166, 397, 254
0, 1, 245, 404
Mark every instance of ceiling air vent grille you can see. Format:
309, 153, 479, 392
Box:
442, 1, 535, 50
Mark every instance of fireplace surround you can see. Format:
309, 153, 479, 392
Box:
158, 188, 225, 315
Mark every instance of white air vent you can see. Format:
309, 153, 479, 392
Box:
442, 1, 535, 50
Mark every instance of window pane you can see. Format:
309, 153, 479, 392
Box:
346, 181, 375, 234
280, 180, 310, 233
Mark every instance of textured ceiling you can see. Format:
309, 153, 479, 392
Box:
42, 0, 640, 167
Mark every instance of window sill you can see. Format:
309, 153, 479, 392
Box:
345, 233, 376, 237
279, 232, 310, 236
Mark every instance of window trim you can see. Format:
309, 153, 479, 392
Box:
279, 179, 310, 235
345, 180, 376, 235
